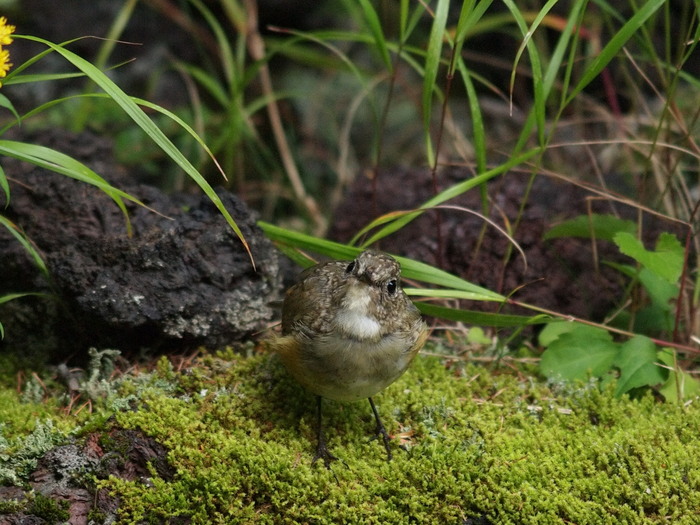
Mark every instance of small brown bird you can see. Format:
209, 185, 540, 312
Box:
270, 250, 428, 466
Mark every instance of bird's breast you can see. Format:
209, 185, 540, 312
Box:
292, 331, 416, 402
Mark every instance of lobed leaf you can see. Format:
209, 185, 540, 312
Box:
544, 214, 637, 242
540, 324, 617, 381
613, 336, 667, 396
614, 232, 683, 284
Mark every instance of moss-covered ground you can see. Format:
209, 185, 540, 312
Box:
1, 346, 699, 524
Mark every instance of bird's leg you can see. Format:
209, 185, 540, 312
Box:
312, 396, 339, 468
368, 397, 393, 461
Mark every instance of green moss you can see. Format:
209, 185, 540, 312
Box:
0, 385, 78, 486
27, 492, 70, 524
90, 350, 700, 524
0, 343, 696, 522
0, 354, 45, 389
0, 497, 24, 514
87, 508, 107, 523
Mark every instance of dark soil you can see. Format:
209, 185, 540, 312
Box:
330, 166, 680, 324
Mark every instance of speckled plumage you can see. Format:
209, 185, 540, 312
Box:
273, 250, 428, 402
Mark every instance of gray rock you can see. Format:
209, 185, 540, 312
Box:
0, 131, 281, 358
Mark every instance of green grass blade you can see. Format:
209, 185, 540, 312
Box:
0, 292, 50, 340
396, 258, 503, 299
405, 288, 503, 302
272, 29, 375, 90
0, 140, 141, 234
544, 0, 586, 108
258, 221, 504, 299
3, 71, 87, 85
451, 0, 493, 75
348, 208, 417, 247
452, 0, 492, 177
503, 0, 557, 146
94, 0, 138, 70
565, 0, 666, 105
417, 303, 550, 327
399, 0, 409, 42
457, 58, 486, 173
360, 147, 541, 247
0, 292, 47, 306
3, 58, 134, 89
190, 0, 237, 87
422, 0, 450, 166
0, 216, 49, 277
257, 222, 359, 261
0, 164, 8, 206
0, 92, 20, 123
173, 61, 231, 107
403, 2, 428, 42
1, 36, 66, 81
358, 0, 392, 71
0, 141, 142, 202
15, 35, 254, 267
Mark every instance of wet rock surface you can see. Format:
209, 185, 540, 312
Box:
0, 131, 282, 361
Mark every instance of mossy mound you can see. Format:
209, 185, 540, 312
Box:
2, 348, 700, 523
103, 350, 700, 523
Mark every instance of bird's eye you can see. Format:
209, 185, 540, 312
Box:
345, 261, 355, 273
386, 279, 397, 295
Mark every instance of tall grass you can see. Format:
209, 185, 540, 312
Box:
4, 1, 698, 391
253, 0, 700, 393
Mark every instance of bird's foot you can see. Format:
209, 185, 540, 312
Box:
312, 439, 340, 469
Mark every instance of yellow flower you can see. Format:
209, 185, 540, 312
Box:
0, 49, 11, 79
0, 16, 15, 46
0, 17, 14, 87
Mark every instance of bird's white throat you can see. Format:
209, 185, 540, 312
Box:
335, 284, 382, 339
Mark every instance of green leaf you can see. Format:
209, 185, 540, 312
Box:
565, 0, 666, 105
467, 326, 491, 345
540, 324, 617, 381
638, 267, 679, 312
633, 304, 674, 335
258, 221, 505, 300
654, 233, 685, 278
657, 349, 700, 402
416, 303, 548, 327
613, 336, 667, 396
358, 0, 392, 71
0, 216, 49, 277
421, 0, 450, 165
613, 232, 683, 284
0, 92, 20, 122
537, 320, 578, 347
0, 164, 9, 207
360, 147, 541, 247
544, 214, 637, 242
